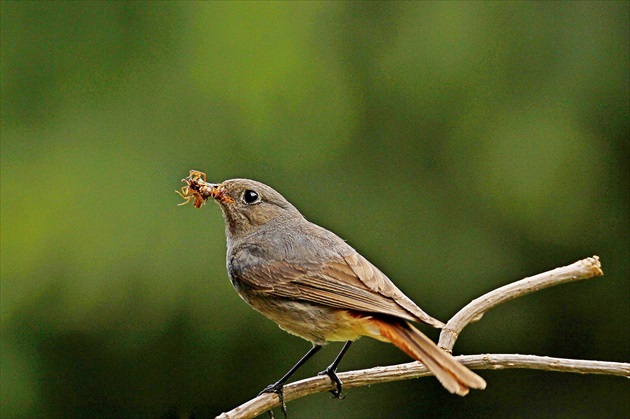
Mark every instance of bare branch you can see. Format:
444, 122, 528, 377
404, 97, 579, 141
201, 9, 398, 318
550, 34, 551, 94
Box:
217, 355, 629, 419
216, 256, 624, 419
438, 256, 603, 351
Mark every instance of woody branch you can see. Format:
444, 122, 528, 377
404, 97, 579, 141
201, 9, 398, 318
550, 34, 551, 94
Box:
217, 256, 629, 419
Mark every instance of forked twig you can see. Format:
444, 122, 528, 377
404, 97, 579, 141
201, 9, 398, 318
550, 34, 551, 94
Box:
216, 256, 628, 419
438, 256, 603, 351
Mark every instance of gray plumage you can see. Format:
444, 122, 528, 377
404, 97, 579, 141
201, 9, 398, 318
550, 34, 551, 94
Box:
205, 178, 486, 396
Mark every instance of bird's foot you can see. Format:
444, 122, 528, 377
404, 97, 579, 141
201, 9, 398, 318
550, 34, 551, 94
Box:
318, 366, 345, 399
259, 381, 287, 418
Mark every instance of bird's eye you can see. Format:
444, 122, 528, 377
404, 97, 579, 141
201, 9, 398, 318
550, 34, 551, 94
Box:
242, 190, 260, 204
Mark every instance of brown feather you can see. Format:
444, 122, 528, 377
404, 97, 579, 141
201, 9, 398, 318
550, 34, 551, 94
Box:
343, 253, 444, 328
370, 318, 486, 395
236, 253, 444, 327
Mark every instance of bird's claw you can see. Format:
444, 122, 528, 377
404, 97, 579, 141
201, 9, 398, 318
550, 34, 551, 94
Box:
318, 366, 344, 399
259, 382, 287, 418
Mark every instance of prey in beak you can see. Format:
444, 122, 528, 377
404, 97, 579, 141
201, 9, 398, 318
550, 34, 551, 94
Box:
176, 170, 234, 208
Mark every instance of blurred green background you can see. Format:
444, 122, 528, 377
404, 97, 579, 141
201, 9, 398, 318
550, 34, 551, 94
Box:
2, 1, 628, 418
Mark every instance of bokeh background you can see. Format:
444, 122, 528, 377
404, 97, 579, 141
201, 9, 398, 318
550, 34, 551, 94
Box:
2, 2, 628, 418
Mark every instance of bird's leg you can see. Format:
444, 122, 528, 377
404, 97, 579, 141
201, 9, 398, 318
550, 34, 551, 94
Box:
259, 344, 323, 417
318, 340, 353, 398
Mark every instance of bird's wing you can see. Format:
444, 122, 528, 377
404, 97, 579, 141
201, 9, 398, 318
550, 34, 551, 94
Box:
341, 252, 444, 328
231, 250, 444, 328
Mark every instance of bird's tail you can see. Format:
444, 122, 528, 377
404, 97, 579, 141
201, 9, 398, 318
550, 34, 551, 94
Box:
371, 318, 486, 395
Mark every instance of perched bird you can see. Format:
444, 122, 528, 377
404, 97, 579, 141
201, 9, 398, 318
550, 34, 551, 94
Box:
182, 176, 486, 414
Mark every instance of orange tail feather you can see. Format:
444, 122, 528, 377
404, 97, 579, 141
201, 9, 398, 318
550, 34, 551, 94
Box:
371, 318, 486, 396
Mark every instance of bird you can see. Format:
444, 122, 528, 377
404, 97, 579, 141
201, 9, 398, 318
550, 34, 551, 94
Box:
180, 175, 486, 414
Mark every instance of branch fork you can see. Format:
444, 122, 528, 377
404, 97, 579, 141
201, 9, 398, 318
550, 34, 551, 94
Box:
217, 256, 628, 419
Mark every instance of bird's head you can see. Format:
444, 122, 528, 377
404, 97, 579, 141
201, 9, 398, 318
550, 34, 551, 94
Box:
205, 178, 302, 238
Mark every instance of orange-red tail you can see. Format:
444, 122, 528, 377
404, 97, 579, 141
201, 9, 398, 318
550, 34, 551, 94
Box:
372, 318, 486, 396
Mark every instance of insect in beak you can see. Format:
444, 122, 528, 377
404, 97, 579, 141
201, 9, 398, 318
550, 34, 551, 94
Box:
176, 170, 233, 208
